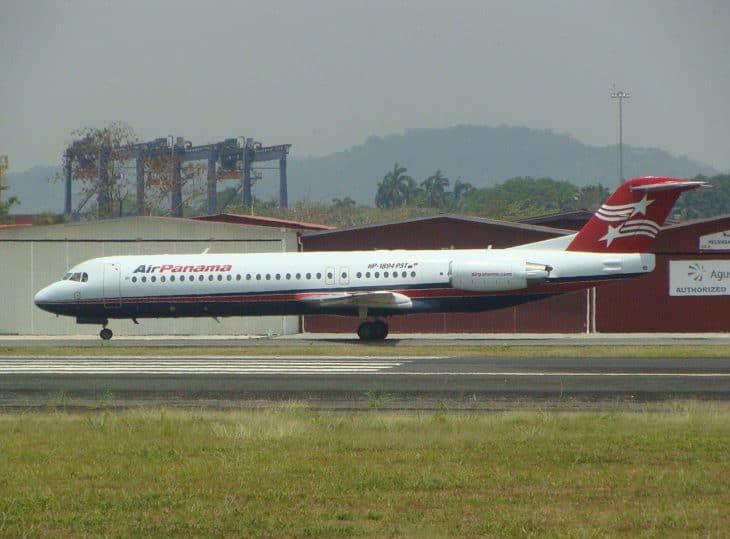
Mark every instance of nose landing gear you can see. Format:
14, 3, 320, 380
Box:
99, 327, 113, 341
357, 320, 389, 341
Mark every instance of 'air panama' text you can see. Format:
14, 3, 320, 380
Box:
133, 264, 233, 274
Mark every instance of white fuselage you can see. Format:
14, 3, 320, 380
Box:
34, 247, 654, 323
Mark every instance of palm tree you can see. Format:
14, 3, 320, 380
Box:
375, 164, 417, 209
450, 179, 475, 211
420, 170, 450, 209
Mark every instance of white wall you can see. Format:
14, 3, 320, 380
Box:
0, 218, 300, 336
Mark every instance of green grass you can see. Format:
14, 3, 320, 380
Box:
1, 404, 728, 537
2, 343, 730, 358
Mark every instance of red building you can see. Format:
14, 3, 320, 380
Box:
301, 214, 730, 333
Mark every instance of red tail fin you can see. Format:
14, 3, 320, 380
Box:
567, 176, 703, 252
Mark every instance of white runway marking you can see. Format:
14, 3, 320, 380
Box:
0, 357, 413, 375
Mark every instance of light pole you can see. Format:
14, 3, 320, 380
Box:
610, 86, 630, 184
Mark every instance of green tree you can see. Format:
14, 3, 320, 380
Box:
673, 174, 730, 220
332, 197, 357, 209
419, 170, 450, 209
461, 177, 579, 219
450, 179, 476, 211
0, 195, 19, 223
573, 184, 610, 210
375, 164, 418, 209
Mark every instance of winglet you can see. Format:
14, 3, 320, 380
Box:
566, 176, 704, 253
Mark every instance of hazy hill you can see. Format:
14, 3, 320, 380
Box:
286, 125, 716, 203
5, 166, 63, 214
5, 125, 717, 212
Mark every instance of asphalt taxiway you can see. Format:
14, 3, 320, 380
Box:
1, 354, 728, 410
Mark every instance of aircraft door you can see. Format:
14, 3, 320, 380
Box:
103, 263, 122, 308
325, 267, 335, 286
338, 267, 349, 285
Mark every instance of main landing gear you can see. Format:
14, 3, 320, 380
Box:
99, 327, 113, 341
357, 320, 389, 341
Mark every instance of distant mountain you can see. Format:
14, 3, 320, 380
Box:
286, 125, 717, 204
5, 166, 63, 214
5, 125, 717, 212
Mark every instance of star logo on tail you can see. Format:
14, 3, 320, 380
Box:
596, 195, 659, 246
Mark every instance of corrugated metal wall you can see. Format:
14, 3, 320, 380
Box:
0, 217, 300, 336
301, 216, 589, 333
303, 215, 730, 334
596, 217, 730, 332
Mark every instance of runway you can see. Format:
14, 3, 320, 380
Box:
1, 355, 729, 410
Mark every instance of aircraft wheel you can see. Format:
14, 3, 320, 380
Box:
373, 320, 389, 340
357, 322, 374, 341
100, 328, 113, 341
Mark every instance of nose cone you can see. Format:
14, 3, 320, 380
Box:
34, 283, 58, 312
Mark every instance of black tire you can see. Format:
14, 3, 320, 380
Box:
373, 320, 389, 340
100, 328, 113, 341
357, 322, 374, 341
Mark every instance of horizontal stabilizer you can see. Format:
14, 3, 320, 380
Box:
630, 180, 706, 193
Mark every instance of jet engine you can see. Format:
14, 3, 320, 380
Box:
450, 261, 551, 292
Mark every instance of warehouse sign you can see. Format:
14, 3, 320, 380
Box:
699, 230, 730, 250
669, 260, 730, 296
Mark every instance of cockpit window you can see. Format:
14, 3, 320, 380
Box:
65, 272, 89, 282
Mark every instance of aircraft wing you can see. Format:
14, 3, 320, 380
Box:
301, 291, 413, 310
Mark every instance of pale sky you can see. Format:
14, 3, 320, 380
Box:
2, 0, 729, 172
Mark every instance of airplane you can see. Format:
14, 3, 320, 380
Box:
34, 176, 703, 341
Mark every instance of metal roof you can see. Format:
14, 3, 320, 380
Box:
192, 213, 332, 231
302, 213, 573, 238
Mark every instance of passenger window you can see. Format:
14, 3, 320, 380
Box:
151, 276, 156, 283
208, 275, 214, 281
132, 276, 137, 283
256, 274, 261, 280
217, 275, 223, 281
246, 274, 252, 280
227, 275, 232, 281
411, 271, 416, 277
356, 272, 362, 278
286, 273, 291, 280
82, 272, 88, 282
141, 276, 147, 283
236, 275, 241, 281
275, 274, 281, 280
266, 274, 271, 280
374, 272, 380, 278
366, 272, 371, 278
171, 276, 175, 282
384, 271, 389, 278
161, 276, 166, 283
306, 273, 311, 280
296, 273, 301, 280
316, 272, 322, 279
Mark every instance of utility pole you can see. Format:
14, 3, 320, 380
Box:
610, 86, 630, 184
